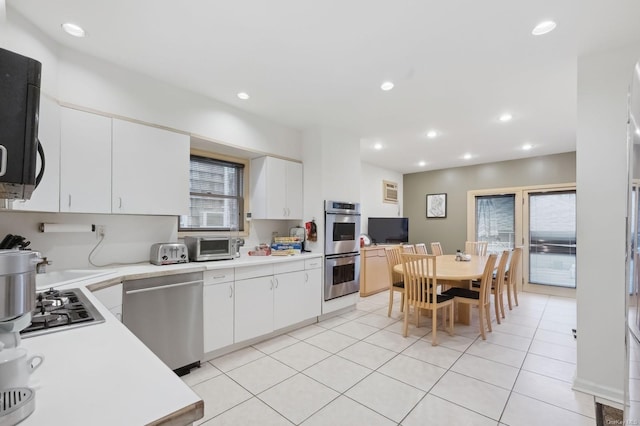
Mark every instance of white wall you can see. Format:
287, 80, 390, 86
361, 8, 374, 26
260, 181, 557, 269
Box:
575, 42, 640, 404
360, 162, 403, 234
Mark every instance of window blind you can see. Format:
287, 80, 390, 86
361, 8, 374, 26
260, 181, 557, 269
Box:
179, 155, 244, 231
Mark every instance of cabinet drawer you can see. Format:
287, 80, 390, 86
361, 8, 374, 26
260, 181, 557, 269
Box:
365, 249, 385, 258
234, 264, 274, 280
93, 284, 123, 310
304, 258, 322, 270
204, 268, 234, 285
274, 260, 305, 274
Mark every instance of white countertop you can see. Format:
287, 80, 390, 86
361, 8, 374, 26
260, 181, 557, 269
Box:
18, 252, 324, 425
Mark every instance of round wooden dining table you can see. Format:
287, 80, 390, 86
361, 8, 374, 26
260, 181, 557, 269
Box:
392, 254, 493, 324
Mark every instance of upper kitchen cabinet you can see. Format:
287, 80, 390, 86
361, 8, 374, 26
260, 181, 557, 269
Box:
112, 119, 190, 215
59, 107, 112, 213
13, 97, 61, 212
250, 156, 302, 219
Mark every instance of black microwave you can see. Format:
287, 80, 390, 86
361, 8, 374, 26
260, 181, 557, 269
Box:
0, 48, 45, 200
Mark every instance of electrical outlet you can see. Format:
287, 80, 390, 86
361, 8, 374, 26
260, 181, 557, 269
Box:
96, 225, 106, 239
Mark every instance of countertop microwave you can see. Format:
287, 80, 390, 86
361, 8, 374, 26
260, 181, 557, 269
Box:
184, 236, 240, 262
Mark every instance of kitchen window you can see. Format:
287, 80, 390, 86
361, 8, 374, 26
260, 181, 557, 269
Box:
179, 154, 245, 232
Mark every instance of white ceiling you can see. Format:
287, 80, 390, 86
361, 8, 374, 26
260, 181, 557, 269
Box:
8, 0, 640, 173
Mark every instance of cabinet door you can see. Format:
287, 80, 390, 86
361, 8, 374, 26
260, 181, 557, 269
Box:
203, 282, 234, 352
14, 97, 60, 212
273, 270, 305, 330
112, 119, 189, 215
302, 268, 322, 318
265, 157, 287, 219
285, 161, 303, 219
59, 108, 112, 213
234, 276, 274, 342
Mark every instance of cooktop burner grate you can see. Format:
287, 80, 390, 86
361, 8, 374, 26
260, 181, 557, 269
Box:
21, 288, 105, 338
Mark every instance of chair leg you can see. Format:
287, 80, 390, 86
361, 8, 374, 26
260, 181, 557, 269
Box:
513, 284, 519, 307
478, 304, 486, 340
448, 304, 455, 336
416, 307, 420, 328
400, 293, 404, 312
431, 308, 438, 346
388, 288, 394, 317
485, 304, 492, 333
402, 301, 410, 337
494, 293, 501, 325
506, 284, 513, 311
499, 290, 506, 319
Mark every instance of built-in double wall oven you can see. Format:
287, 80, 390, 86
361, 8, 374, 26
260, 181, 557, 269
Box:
324, 200, 361, 301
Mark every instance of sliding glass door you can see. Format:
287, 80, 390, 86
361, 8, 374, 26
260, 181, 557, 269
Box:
526, 190, 576, 288
475, 195, 516, 254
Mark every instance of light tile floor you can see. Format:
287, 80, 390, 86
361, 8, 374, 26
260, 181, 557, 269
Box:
185, 291, 595, 425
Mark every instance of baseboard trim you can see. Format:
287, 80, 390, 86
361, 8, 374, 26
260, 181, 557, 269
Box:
573, 376, 624, 406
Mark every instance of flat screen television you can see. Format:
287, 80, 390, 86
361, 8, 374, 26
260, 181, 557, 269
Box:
368, 217, 409, 244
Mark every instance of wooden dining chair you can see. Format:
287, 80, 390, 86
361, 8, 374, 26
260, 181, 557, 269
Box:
465, 241, 488, 255
443, 254, 497, 340
401, 244, 416, 254
491, 250, 510, 323
384, 247, 404, 317
414, 243, 428, 254
401, 253, 455, 345
430, 242, 443, 256
504, 247, 522, 310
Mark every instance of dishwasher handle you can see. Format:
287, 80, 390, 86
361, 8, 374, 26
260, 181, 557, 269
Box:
125, 279, 203, 295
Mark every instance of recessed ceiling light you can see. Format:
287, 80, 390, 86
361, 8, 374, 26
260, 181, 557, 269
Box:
522, 143, 533, 150
380, 81, 394, 91
418, 161, 426, 167
426, 130, 438, 139
237, 92, 250, 100
532, 21, 557, 36
499, 113, 513, 122
463, 153, 472, 160
374, 143, 383, 150
61, 22, 86, 38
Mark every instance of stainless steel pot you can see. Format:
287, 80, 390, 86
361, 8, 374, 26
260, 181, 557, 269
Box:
0, 250, 38, 322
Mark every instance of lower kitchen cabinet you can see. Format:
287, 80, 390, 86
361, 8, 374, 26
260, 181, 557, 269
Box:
303, 268, 322, 318
234, 276, 274, 342
273, 270, 306, 330
93, 283, 123, 322
203, 281, 234, 353
360, 246, 391, 296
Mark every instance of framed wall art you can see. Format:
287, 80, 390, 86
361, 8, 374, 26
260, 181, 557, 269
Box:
426, 193, 447, 218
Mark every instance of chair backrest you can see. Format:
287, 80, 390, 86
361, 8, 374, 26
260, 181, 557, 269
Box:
477, 254, 498, 305
465, 241, 488, 256
401, 253, 438, 308
505, 247, 522, 287
414, 243, 428, 254
402, 244, 416, 254
430, 242, 443, 256
493, 250, 510, 292
384, 246, 403, 286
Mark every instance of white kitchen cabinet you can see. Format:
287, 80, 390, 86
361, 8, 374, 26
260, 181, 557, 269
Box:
111, 119, 189, 215
203, 270, 234, 353
250, 156, 303, 219
303, 266, 322, 319
59, 107, 112, 213
93, 283, 123, 321
234, 275, 274, 342
13, 96, 61, 212
273, 270, 306, 330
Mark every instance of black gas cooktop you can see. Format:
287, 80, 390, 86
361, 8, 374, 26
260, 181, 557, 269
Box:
20, 288, 105, 338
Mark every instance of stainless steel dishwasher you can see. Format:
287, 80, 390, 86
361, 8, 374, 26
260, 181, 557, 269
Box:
122, 271, 203, 374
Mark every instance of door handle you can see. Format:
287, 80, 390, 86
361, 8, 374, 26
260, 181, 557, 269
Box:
0, 145, 7, 177
283, 208, 286, 217
275, 278, 279, 288
305, 273, 308, 282
119, 197, 123, 209
68, 194, 72, 208
125, 280, 203, 295
229, 285, 233, 298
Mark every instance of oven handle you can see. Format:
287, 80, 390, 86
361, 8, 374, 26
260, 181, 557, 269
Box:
325, 253, 360, 261
125, 280, 203, 295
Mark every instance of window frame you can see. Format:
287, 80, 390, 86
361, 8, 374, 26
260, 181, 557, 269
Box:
178, 149, 250, 237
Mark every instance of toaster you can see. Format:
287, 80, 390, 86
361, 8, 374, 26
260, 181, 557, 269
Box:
150, 243, 189, 265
